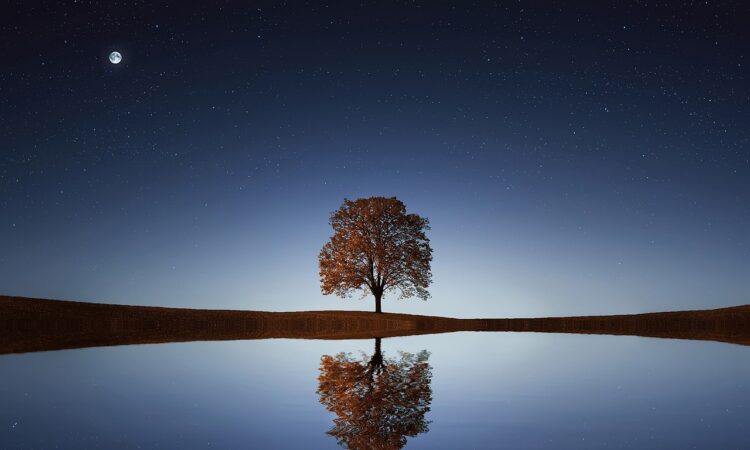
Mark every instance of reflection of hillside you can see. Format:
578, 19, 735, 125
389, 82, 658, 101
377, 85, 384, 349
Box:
0, 295, 468, 354
317, 339, 432, 450
3, 295, 750, 355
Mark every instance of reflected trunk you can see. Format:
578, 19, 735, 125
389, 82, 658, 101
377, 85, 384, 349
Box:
317, 338, 433, 449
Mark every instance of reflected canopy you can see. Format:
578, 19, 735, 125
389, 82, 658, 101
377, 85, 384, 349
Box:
317, 338, 432, 449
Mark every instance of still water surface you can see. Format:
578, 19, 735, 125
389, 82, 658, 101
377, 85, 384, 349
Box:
1, 332, 748, 449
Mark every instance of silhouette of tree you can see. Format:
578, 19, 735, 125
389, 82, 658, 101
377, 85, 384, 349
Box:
317, 338, 432, 450
319, 197, 432, 313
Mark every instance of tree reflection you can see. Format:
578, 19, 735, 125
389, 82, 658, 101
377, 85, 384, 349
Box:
317, 338, 432, 450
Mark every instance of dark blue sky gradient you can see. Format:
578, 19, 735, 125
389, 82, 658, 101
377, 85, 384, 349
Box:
1, 1, 748, 316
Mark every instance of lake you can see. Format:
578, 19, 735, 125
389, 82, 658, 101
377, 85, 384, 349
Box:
1, 332, 748, 449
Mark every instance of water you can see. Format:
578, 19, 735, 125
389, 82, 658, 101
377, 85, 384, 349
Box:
1, 332, 748, 449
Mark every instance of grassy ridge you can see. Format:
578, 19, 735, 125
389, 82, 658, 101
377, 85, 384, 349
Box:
1, 295, 749, 354
474, 306, 750, 346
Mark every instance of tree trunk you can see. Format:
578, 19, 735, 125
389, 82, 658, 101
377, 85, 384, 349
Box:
366, 338, 384, 381
374, 292, 382, 313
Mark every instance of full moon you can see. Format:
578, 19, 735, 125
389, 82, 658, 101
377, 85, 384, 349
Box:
108, 51, 122, 64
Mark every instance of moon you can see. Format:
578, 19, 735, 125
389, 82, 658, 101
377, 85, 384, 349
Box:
109, 51, 122, 64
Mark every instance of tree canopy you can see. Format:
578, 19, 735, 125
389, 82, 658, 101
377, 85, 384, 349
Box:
317, 339, 432, 449
318, 197, 432, 313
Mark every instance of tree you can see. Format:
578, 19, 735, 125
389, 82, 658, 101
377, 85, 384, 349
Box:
318, 197, 433, 313
317, 339, 433, 450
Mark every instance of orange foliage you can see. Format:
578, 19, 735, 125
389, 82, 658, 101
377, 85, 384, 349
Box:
317, 339, 432, 449
319, 197, 432, 313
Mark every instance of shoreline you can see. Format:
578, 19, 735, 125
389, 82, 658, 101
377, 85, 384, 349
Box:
2, 295, 749, 354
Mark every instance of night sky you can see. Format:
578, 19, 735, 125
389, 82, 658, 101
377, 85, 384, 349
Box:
1, 1, 748, 318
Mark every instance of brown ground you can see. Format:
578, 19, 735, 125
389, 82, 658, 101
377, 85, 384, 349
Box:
1, 295, 749, 354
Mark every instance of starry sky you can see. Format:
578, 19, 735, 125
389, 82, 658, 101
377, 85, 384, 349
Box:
1, 1, 748, 317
